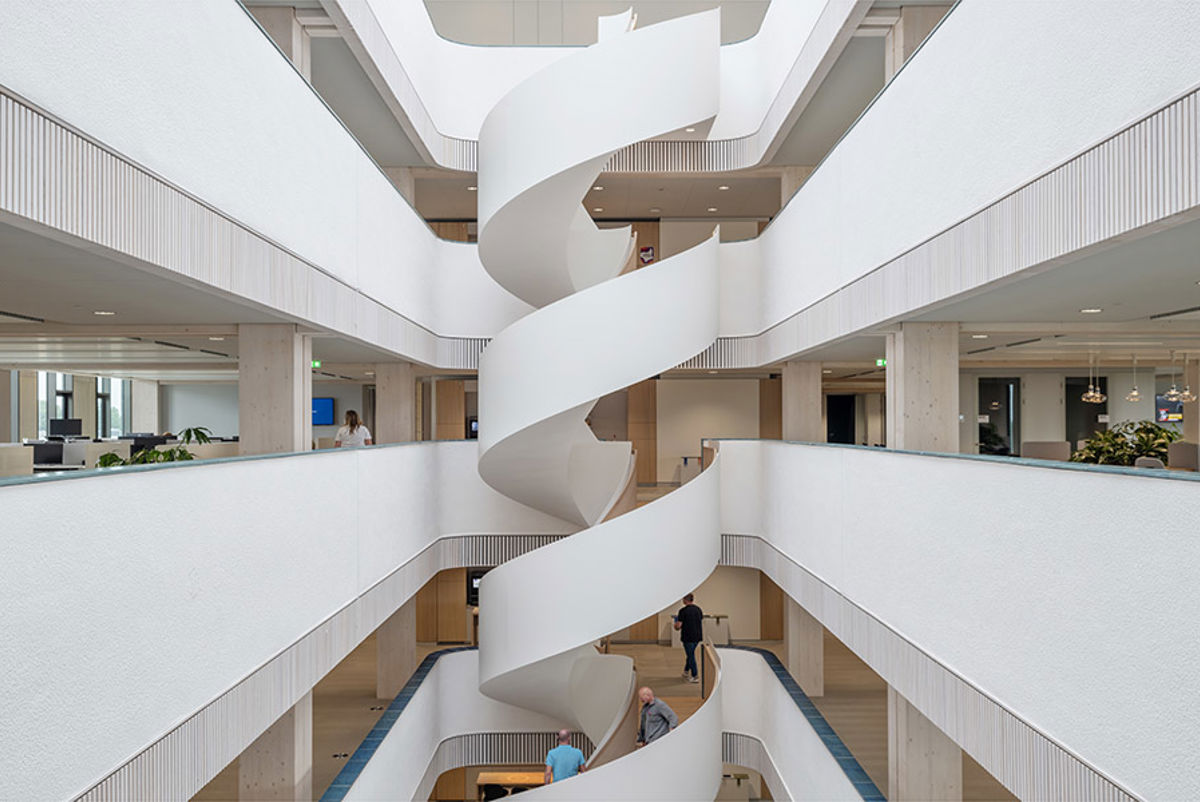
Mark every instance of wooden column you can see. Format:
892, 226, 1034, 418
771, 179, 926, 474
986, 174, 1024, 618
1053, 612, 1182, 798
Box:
239, 691, 312, 801
627, 379, 657, 484
886, 322, 959, 452
785, 596, 824, 697
375, 362, 415, 443
376, 597, 417, 699
18, 370, 36, 440
74, 375, 97, 438
888, 687, 962, 801
783, 361, 824, 442
436, 568, 468, 643
759, 376, 782, 439
434, 379, 466, 440
759, 572, 784, 639
415, 575, 438, 642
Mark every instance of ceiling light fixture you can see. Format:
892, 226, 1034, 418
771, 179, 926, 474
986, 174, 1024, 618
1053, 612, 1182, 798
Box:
593, 207, 604, 213
93, 310, 116, 316
1165, 350, 1182, 401
467, 186, 477, 191
707, 370, 718, 375
592, 186, 604, 191
822, 369, 833, 374
208, 336, 225, 341
971, 334, 989, 339
717, 185, 730, 191
1082, 352, 1107, 404
1125, 354, 1141, 403
1181, 353, 1197, 403
707, 207, 718, 212
1080, 307, 1103, 314
365, 371, 375, 376
685, 127, 696, 133
649, 207, 661, 213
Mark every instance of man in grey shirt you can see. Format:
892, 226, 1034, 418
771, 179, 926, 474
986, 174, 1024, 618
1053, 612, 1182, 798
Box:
636, 686, 678, 746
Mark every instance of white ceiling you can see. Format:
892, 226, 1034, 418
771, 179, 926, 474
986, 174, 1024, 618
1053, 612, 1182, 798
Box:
417, 172, 781, 220
422, 0, 770, 45
310, 38, 426, 167
770, 36, 885, 166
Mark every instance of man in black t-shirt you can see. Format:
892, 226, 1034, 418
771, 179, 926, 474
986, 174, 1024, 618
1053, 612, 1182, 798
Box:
674, 593, 703, 683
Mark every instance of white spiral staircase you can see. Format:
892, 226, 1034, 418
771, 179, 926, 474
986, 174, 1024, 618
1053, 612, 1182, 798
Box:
475, 9, 725, 799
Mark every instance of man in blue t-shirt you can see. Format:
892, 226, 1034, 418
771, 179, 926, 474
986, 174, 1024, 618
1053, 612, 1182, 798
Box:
544, 729, 587, 784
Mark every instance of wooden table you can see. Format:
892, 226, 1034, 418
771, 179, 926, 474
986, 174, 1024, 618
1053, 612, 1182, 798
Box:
476, 770, 544, 799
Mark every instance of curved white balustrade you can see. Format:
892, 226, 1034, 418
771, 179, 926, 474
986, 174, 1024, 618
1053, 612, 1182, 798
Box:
473, 10, 724, 797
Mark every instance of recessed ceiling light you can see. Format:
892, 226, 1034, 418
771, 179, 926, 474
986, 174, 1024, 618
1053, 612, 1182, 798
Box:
971, 334, 989, 339
1080, 308, 1103, 314
707, 370, 718, 374
685, 127, 696, 133
467, 186, 477, 191
707, 207, 718, 212
649, 207, 661, 213
592, 186, 603, 191
208, 336, 225, 341
93, 310, 115, 316
593, 207, 604, 213
822, 369, 833, 374
365, 371, 375, 376
718, 185, 730, 191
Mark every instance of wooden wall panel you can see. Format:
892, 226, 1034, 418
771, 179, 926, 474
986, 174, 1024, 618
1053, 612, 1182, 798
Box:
432, 767, 467, 801
436, 567, 468, 643
430, 221, 470, 242
628, 615, 659, 642
627, 379, 657, 485
759, 571, 784, 640
435, 379, 466, 440
629, 221, 660, 269
759, 377, 782, 439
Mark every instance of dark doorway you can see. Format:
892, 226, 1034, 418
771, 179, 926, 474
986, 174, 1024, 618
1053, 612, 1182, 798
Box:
1066, 376, 1108, 447
978, 377, 1021, 455
827, 394, 856, 444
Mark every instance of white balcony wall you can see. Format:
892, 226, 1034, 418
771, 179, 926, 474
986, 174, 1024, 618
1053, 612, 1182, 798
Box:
718, 440, 1200, 800
0, 1, 527, 341
720, 648, 861, 801
343, 651, 564, 802
0, 443, 571, 801
721, 0, 1200, 346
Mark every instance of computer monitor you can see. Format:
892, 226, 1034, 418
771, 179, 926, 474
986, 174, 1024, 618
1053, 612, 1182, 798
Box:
467, 416, 479, 440
49, 418, 83, 437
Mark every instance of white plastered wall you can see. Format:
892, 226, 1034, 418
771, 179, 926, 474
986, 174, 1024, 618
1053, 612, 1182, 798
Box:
719, 439, 1200, 800
656, 378, 758, 483
655, 565, 761, 642
0, 443, 572, 801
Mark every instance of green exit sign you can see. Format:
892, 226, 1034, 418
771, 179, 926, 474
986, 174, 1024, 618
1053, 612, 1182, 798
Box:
311, 359, 322, 368
876, 358, 887, 367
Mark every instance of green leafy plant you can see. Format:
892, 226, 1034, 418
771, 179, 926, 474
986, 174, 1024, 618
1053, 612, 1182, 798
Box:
1070, 420, 1180, 466
97, 427, 209, 468
178, 426, 212, 445
97, 451, 126, 468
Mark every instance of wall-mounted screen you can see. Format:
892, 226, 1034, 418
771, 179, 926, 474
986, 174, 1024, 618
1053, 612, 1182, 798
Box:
312, 397, 335, 426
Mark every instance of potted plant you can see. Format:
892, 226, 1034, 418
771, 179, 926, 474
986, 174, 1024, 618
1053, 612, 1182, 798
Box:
1070, 421, 1180, 466
97, 426, 213, 467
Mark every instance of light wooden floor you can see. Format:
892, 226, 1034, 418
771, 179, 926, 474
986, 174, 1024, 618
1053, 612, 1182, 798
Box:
193, 626, 1014, 802
192, 636, 440, 801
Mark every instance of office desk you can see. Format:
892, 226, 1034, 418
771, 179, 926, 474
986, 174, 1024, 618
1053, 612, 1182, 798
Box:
64, 440, 130, 468
476, 771, 543, 798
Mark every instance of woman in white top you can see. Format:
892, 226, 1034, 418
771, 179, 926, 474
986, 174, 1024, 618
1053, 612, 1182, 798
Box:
334, 410, 373, 448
